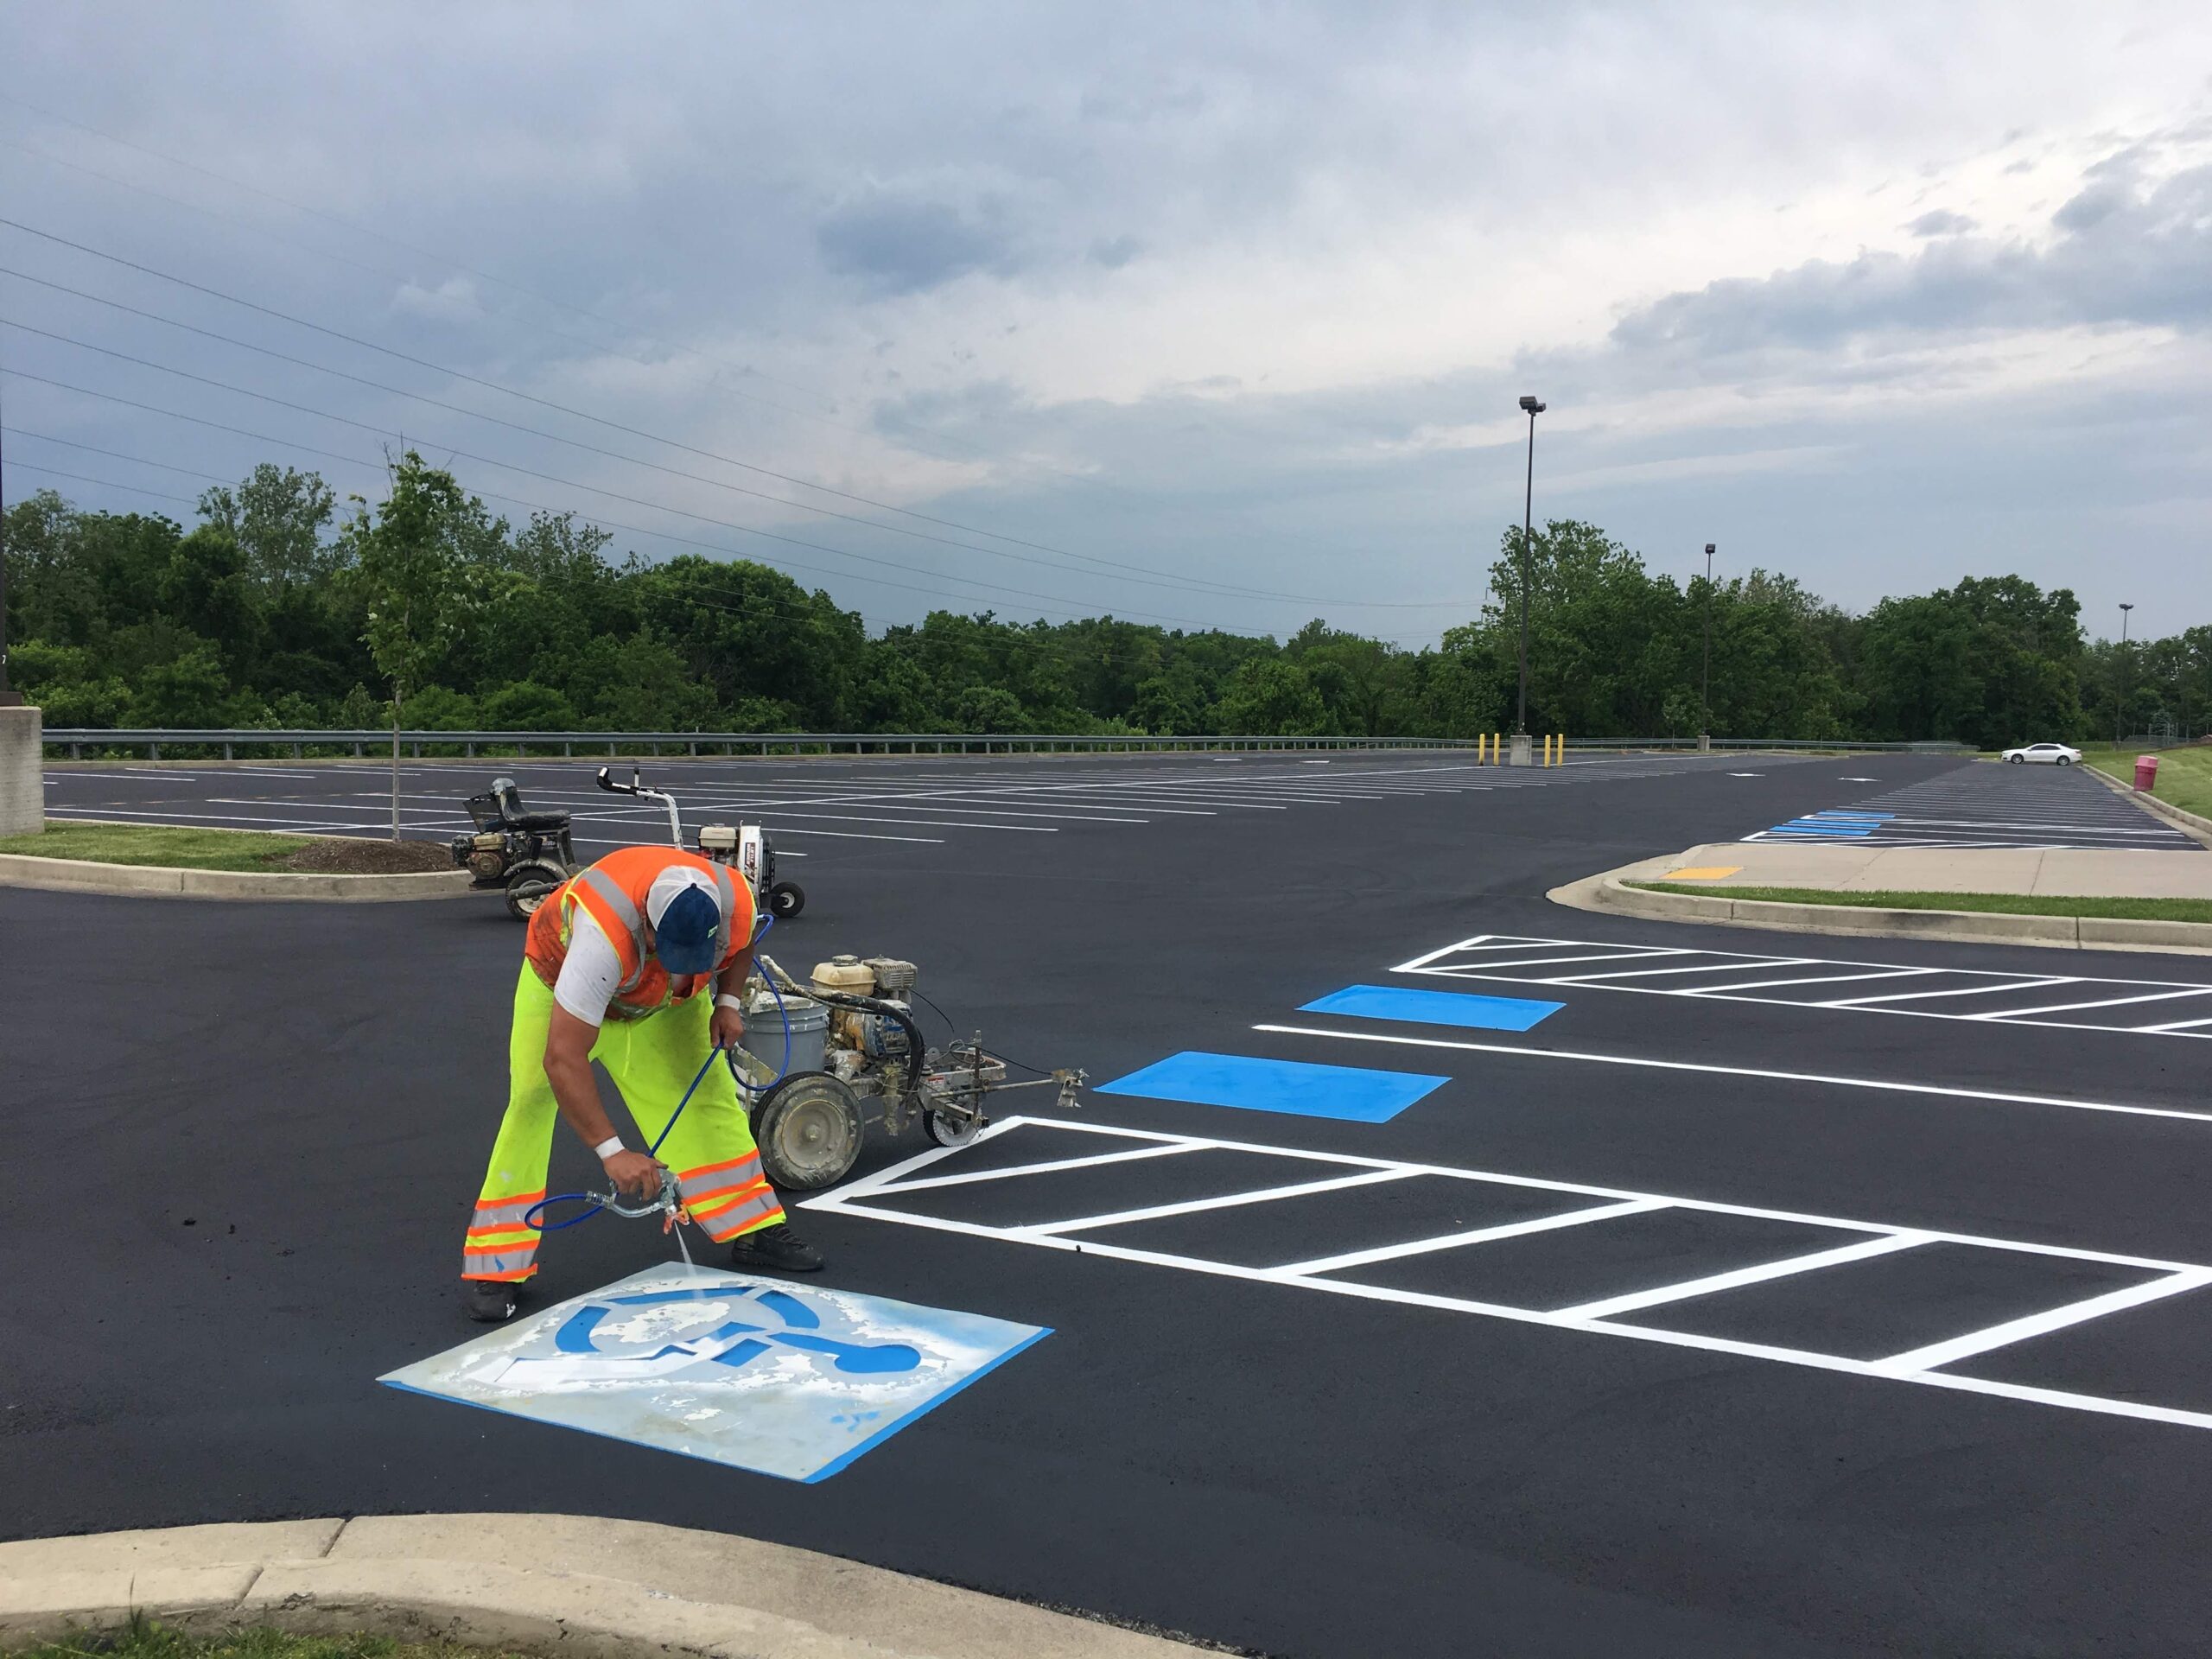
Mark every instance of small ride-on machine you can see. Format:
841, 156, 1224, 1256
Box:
449, 777, 579, 920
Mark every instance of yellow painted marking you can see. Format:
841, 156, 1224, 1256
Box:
1661, 866, 1744, 881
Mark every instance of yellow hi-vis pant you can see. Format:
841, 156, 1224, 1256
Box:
462, 964, 785, 1281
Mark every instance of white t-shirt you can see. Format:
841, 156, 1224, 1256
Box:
552, 911, 627, 1025
550, 866, 724, 1025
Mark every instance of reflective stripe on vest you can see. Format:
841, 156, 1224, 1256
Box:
574, 867, 648, 993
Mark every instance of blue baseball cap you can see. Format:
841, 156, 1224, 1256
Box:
653, 883, 721, 975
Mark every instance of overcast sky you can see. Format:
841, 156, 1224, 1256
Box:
3, 2, 2206, 645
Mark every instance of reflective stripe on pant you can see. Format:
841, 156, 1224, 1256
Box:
463, 963, 786, 1281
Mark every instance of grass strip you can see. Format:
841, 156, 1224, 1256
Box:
2077, 742, 2212, 821
15, 1617, 532, 1659
0, 822, 314, 870
1630, 882, 2212, 925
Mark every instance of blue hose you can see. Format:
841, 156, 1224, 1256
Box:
524, 912, 793, 1233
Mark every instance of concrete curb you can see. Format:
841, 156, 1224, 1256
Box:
0, 1515, 1218, 1659
1549, 868, 2212, 956
0, 854, 474, 901
2082, 760, 2212, 848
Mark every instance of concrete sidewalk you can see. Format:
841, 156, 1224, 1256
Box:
1553, 842, 2212, 953
1644, 842, 2212, 899
0, 1515, 1215, 1659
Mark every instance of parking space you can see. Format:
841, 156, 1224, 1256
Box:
811, 1115, 2212, 1434
43, 747, 1815, 861
1744, 757, 2196, 849
1389, 932, 2212, 1037
11, 746, 2212, 1656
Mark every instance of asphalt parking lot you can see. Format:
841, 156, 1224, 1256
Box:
7, 751, 2212, 1657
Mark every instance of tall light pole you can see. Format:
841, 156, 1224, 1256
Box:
2117, 601, 2135, 744
0, 384, 16, 707
1700, 543, 1715, 750
1515, 394, 1545, 748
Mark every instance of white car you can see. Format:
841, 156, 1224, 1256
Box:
2002, 742, 2082, 766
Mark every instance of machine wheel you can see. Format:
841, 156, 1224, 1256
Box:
2009, 754, 2024, 763
2057, 756, 2072, 766
504, 861, 565, 921
753, 1072, 863, 1191
769, 880, 805, 919
925, 1104, 985, 1148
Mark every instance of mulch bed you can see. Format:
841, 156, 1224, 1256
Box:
278, 837, 456, 874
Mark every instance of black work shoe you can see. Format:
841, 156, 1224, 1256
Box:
464, 1279, 522, 1322
728, 1223, 824, 1274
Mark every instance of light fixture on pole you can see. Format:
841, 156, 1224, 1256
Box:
1515, 395, 1545, 756
1700, 543, 1715, 752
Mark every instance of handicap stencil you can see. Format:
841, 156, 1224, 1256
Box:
382, 1266, 1048, 1481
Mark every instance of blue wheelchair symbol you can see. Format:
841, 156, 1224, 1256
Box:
550, 1283, 922, 1378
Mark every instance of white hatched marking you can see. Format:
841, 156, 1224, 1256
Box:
1392, 935, 2212, 1040
811, 1119, 2212, 1437
1558, 1232, 1932, 1319
1274, 1198, 1667, 1278
1872, 1270, 2212, 1376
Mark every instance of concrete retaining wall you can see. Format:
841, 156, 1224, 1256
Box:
0, 705, 41, 837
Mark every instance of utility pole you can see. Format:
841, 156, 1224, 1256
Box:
1514, 394, 1545, 763
0, 388, 16, 707
2117, 601, 2134, 745
1700, 543, 1715, 753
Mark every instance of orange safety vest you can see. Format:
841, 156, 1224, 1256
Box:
524, 846, 753, 1020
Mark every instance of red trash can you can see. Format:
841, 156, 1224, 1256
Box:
2136, 755, 2160, 791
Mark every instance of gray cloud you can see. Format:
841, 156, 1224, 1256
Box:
816, 193, 1020, 296
1614, 156, 2212, 353
1905, 208, 1976, 237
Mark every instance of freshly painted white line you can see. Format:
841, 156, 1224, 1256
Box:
46, 768, 210, 780
1676, 969, 1942, 996
1541, 957, 1824, 983
1872, 1269, 2212, 1376
1021, 1168, 1414, 1237
811, 1119, 2212, 1438
1554, 1232, 1933, 1319
46, 806, 448, 833
1249, 1023, 2212, 1125
1817, 978, 2082, 1007
1961, 988, 2212, 1021
761, 825, 946, 843
1421, 949, 1692, 972
1270, 1199, 1667, 1278
2133, 1014, 2212, 1033
860, 1141, 1206, 1195
1393, 934, 2212, 1039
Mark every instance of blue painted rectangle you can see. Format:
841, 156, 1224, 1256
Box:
1299, 983, 1561, 1033
1096, 1051, 1448, 1122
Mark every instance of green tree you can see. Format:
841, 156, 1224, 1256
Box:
342, 454, 491, 836
198, 465, 336, 590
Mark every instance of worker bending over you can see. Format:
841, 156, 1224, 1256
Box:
461, 843, 822, 1322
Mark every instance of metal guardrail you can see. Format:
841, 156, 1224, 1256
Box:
41, 727, 1975, 760
40, 728, 1484, 760
1563, 736, 1974, 753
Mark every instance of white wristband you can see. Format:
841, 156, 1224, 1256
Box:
593, 1135, 625, 1161
716, 994, 746, 1013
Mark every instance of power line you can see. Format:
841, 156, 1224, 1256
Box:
0, 217, 1471, 612
0, 130, 1156, 505
0, 91, 842, 413
0, 423, 889, 633
0, 367, 1270, 631
0, 325, 1267, 629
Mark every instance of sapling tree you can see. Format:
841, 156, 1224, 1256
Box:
342, 454, 491, 839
